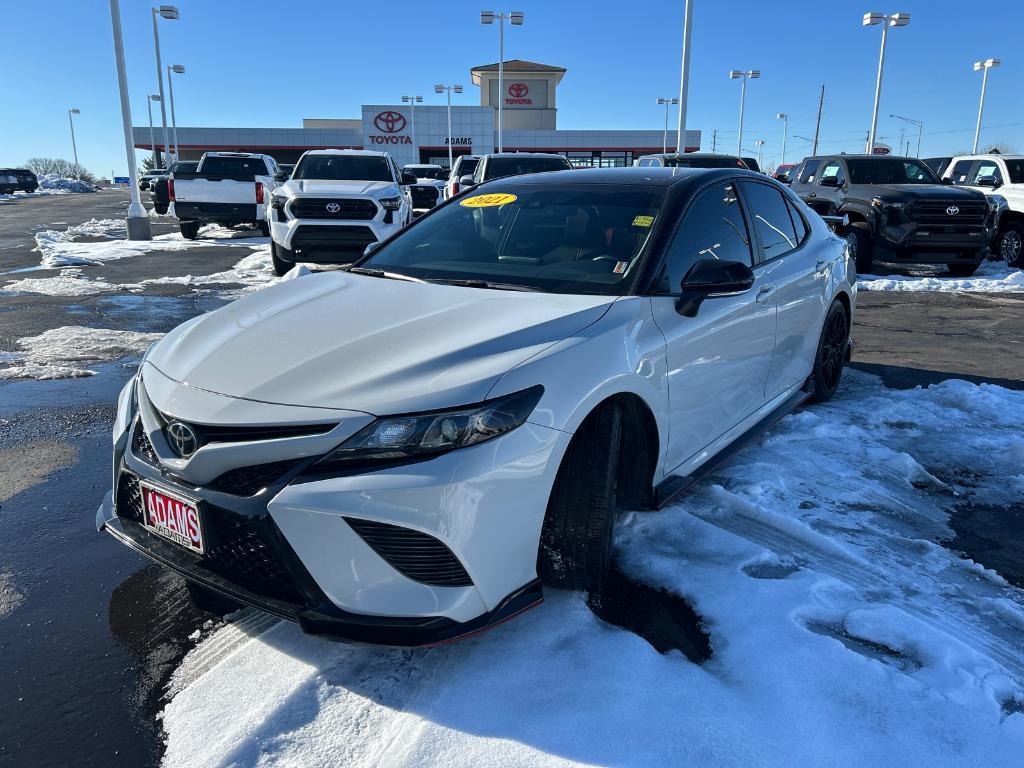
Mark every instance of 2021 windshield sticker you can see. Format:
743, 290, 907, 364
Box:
460, 193, 518, 208
632, 215, 655, 228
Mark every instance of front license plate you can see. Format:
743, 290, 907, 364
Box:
139, 481, 205, 554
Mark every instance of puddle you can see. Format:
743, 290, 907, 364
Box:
946, 500, 1024, 589
587, 562, 712, 662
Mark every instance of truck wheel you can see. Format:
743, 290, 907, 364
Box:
808, 299, 849, 403
271, 241, 295, 277
179, 221, 200, 240
538, 401, 622, 593
998, 222, 1023, 267
947, 262, 979, 277
258, 220, 271, 237
844, 222, 874, 274
154, 202, 168, 215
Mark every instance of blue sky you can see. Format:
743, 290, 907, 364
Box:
1, 0, 1021, 175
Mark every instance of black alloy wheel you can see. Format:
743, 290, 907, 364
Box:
809, 301, 849, 403
999, 223, 1023, 268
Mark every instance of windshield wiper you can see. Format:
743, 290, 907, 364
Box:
427, 278, 541, 292
347, 267, 426, 283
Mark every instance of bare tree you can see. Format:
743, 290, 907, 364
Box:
23, 157, 96, 183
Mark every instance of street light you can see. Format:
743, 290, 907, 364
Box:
434, 84, 464, 169
863, 11, 911, 154
146, 95, 161, 165
481, 10, 524, 153
656, 97, 679, 153
151, 6, 179, 167
776, 112, 788, 164
675, 0, 694, 153
109, 0, 151, 240
889, 114, 922, 157
728, 70, 760, 156
754, 139, 765, 171
972, 58, 1000, 154
401, 95, 423, 157
167, 64, 185, 161
67, 108, 81, 177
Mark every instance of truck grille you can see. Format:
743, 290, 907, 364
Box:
290, 198, 378, 220
291, 224, 377, 253
910, 200, 987, 225
344, 517, 473, 587
410, 186, 440, 209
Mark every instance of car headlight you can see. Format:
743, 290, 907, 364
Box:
988, 194, 1007, 212
313, 386, 544, 470
379, 196, 402, 211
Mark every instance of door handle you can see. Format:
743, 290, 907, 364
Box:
755, 284, 775, 303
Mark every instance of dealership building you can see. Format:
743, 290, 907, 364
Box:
133, 60, 700, 169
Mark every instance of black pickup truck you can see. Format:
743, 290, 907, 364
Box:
149, 160, 197, 214
789, 154, 995, 275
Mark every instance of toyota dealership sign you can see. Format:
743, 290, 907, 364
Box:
506, 82, 532, 105
369, 110, 411, 145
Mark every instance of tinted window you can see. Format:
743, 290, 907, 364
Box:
819, 160, 845, 186
666, 156, 746, 169
973, 161, 1003, 185
637, 158, 658, 167
198, 156, 268, 176
741, 181, 800, 260
360, 186, 664, 296
655, 182, 752, 293
846, 159, 939, 184
786, 197, 809, 245
482, 156, 572, 181
948, 160, 975, 185
294, 155, 392, 182
798, 158, 821, 184
454, 157, 479, 177
1004, 160, 1024, 184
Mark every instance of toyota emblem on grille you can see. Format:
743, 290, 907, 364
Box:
946, 205, 960, 216
166, 421, 199, 458
325, 202, 341, 213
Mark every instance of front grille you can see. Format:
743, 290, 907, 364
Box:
290, 198, 378, 220
910, 200, 987, 225
344, 518, 473, 587
209, 459, 303, 496
132, 420, 159, 465
203, 511, 304, 603
410, 186, 439, 209
116, 471, 145, 523
291, 224, 377, 253
152, 412, 335, 451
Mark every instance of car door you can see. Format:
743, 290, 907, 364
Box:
807, 158, 845, 215
739, 180, 830, 400
946, 159, 977, 186
790, 158, 821, 206
647, 179, 778, 473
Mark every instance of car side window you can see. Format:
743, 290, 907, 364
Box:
653, 182, 753, 293
797, 158, 821, 184
819, 160, 845, 186
948, 160, 975, 185
740, 181, 800, 261
785, 197, 809, 244
973, 161, 1003, 185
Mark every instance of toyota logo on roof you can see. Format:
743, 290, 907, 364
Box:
374, 111, 407, 133
946, 205, 960, 216
508, 82, 529, 98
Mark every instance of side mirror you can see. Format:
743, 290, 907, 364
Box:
676, 259, 756, 317
976, 175, 1000, 189
400, 171, 418, 185
776, 174, 792, 184
459, 174, 476, 191
273, 171, 289, 182
819, 176, 840, 188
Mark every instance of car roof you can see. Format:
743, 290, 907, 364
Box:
638, 152, 744, 160
805, 154, 924, 161
480, 166, 766, 188
302, 149, 390, 157
948, 153, 1024, 161
482, 152, 568, 160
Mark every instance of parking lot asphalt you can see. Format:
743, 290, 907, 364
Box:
0, 189, 1021, 767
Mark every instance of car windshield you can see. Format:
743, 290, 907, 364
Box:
198, 156, 267, 176
482, 156, 571, 181
294, 155, 392, 182
846, 158, 939, 184
357, 185, 665, 296
1004, 159, 1024, 184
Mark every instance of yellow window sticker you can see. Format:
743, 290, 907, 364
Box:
460, 193, 518, 208
632, 215, 655, 228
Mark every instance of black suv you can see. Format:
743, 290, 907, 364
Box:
789, 155, 994, 275
0, 168, 39, 194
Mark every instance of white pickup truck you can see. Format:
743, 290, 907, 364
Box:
943, 153, 1024, 267
268, 149, 415, 275
169, 152, 281, 240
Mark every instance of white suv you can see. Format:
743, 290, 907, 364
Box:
268, 149, 414, 275
943, 154, 1024, 266
99, 167, 855, 646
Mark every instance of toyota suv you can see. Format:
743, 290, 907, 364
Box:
460, 152, 572, 191
942, 154, 1023, 267
789, 154, 996, 275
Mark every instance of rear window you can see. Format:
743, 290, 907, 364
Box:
666, 156, 745, 169
482, 156, 571, 181
198, 156, 268, 176
294, 155, 392, 182
455, 157, 479, 176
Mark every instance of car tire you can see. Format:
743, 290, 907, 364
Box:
808, 299, 849, 404
185, 581, 242, 616
997, 222, 1024, 268
538, 401, 622, 593
947, 262, 979, 277
258, 220, 271, 237
844, 222, 874, 274
154, 202, 168, 215
179, 220, 200, 240
271, 241, 295, 277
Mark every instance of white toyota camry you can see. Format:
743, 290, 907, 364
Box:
97, 167, 856, 646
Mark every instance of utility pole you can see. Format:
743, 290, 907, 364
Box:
813, 84, 825, 155
711, 129, 717, 154
675, 0, 694, 152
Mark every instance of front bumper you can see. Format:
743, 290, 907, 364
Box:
876, 219, 992, 264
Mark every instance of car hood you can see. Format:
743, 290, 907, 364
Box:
145, 272, 615, 415
282, 179, 398, 197
850, 183, 986, 202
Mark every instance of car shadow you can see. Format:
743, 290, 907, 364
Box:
849, 361, 1024, 391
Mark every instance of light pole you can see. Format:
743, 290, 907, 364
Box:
434, 84, 464, 169
401, 95, 423, 158
776, 112, 788, 164
67, 108, 81, 176
728, 70, 760, 157
675, 0, 694, 152
889, 113, 923, 156
972, 58, 1000, 154
656, 97, 679, 153
481, 10, 524, 153
863, 11, 911, 154
109, 0, 151, 240
754, 139, 765, 171
167, 64, 184, 161
151, 6, 179, 167
146, 95, 161, 165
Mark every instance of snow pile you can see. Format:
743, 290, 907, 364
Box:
859, 260, 1024, 293
36, 174, 96, 193
160, 370, 1024, 767
0, 326, 162, 379
143, 244, 310, 296
1, 268, 132, 297
0, 571, 26, 620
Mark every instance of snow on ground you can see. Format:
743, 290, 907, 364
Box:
859, 259, 1024, 293
0, 268, 134, 297
0, 570, 26, 620
160, 369, 1024, 768
0, 326, 163, 379
36, 174, 96, 193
